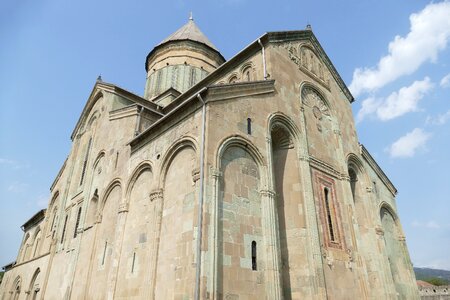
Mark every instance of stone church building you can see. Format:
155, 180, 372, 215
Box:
0, 18, 419, 299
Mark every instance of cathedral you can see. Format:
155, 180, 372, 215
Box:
0, 18, 419, 299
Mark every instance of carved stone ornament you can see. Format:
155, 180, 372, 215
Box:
149, 189, 163, 202
302, 87, 330, 132
280, 42, 330, 88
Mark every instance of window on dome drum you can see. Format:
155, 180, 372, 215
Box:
61, 215, 68, 244
73, 207, 82, 238
251, 241, 257, 271
324, 187, 335, 242
247, 118, 252, 135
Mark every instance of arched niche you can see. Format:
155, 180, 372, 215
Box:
380, 204, 409, 296
217, 138, 266, 299
115, 162, 153, 298
28, 268, 41, 300
269, 117, 307, 299
155, 144, 197, 299
87, 180, 122, 299
11, 276, 21, 300
31, 229, 42, 258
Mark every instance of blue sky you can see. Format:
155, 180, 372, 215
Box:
1, 0, 449, 270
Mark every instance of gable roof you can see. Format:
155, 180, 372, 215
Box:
70, 81, 163, 140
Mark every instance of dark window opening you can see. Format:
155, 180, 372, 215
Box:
324, 188, 335, 242
247, 118, 252, 135
80, 138, 92, 186
102, 241, 108, 265
61, 215, 68, 244
73, 207, 82, 238
131, 252, 136, 273
251, 241, 257, 271
349, 168, 357, 202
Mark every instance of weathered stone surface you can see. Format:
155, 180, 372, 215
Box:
0, 20, 419, 300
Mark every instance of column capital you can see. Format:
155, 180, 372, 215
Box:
259, 189, 276, 198
149, 189, 164, 202
210, 167, 222, 179
118, 203, 129, 213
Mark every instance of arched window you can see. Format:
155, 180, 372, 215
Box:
86, 190, 99, 226
73, 207, 82, 238
242, 66, 252, 82
247, 118, 252, 135
251, 241, 257, 271
61, 215, 68, 244
228, 75, 238, 83
32, 230, 42, 258
20, 234, 30, 262
348, 168, 357, 202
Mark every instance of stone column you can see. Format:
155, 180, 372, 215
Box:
146, 189, 164, 300
298, 107, 327, 299
209, 168, 221, 300
260, 189, 283, 300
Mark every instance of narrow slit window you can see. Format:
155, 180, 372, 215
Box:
247, 118, 252, 135
73, 207, 82, 238
131, 252, 136, 273
251, 241, 257, 271
324, 188, 335, 242
102, 241, 108, 265
61, 215, 68, 244
80, 137, 92, 186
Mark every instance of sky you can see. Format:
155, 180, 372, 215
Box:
1, 0, 449, 271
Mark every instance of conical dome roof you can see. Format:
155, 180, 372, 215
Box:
159, 18, 219, 51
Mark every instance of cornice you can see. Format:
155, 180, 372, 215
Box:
309, 156, 346, 180
360, 144, 397, 196
206, 80, 275, 102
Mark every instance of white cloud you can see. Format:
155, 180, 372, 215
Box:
440, 73, 450, 88
426, 109, 450, 125
357, 77, 433, 122
350, 1, 450, 97
387, 128, 431, 158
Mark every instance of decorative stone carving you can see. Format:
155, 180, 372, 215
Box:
375, 226, 384, 236
192, 168, 200, 182
282, 42, 330, 88
149, 189, 163, 202
118, 203, 129, 213
259, 189, 276, 198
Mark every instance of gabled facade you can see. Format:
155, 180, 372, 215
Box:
0, 19, 419, 300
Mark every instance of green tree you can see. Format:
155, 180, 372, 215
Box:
423, 277, 449, 286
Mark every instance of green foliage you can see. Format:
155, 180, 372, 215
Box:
422, 277, 449, 286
